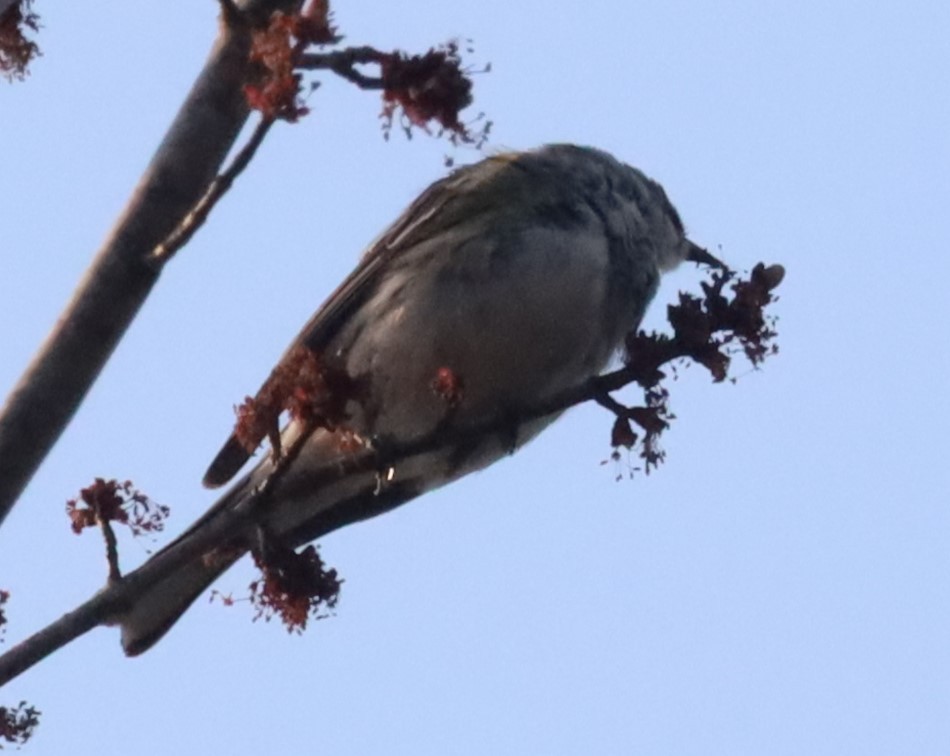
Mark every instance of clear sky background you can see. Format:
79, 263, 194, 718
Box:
2, 1, 949, 753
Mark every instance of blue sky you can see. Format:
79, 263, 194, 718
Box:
2, 1, 949, 753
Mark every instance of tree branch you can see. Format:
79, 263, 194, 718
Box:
298, 46, 387, 88
150, 115, 276, 264
0, 261, 784, 685
0, 363, 619, 685
0, 0, 302, 527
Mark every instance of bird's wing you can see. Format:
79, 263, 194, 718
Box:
202, 157, 520, 487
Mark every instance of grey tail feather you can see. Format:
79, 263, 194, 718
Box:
119, 475, 255, 656
120, 547, 244, 656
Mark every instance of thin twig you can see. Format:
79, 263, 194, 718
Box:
593, 392, 630, 418
150, 116, 276, 265
297, 46, 386, 89
98, 517, 121, 583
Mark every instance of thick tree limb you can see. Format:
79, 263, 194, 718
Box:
0, 0, 301, 526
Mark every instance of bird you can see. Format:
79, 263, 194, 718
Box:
117, 143, 720, 655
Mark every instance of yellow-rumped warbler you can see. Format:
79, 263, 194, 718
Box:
119, 144, 717, 654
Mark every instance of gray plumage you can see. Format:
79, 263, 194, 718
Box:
119, 144, 706, 655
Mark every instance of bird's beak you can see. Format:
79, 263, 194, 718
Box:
686, 241, 729, 272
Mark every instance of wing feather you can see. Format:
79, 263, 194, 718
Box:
202, 157, 519, 487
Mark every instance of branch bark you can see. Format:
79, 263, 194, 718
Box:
0, 0, 301, 527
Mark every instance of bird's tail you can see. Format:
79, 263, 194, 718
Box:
119, 547, 242, 656
118, 428, 443, 655
118, 476, 253, 657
